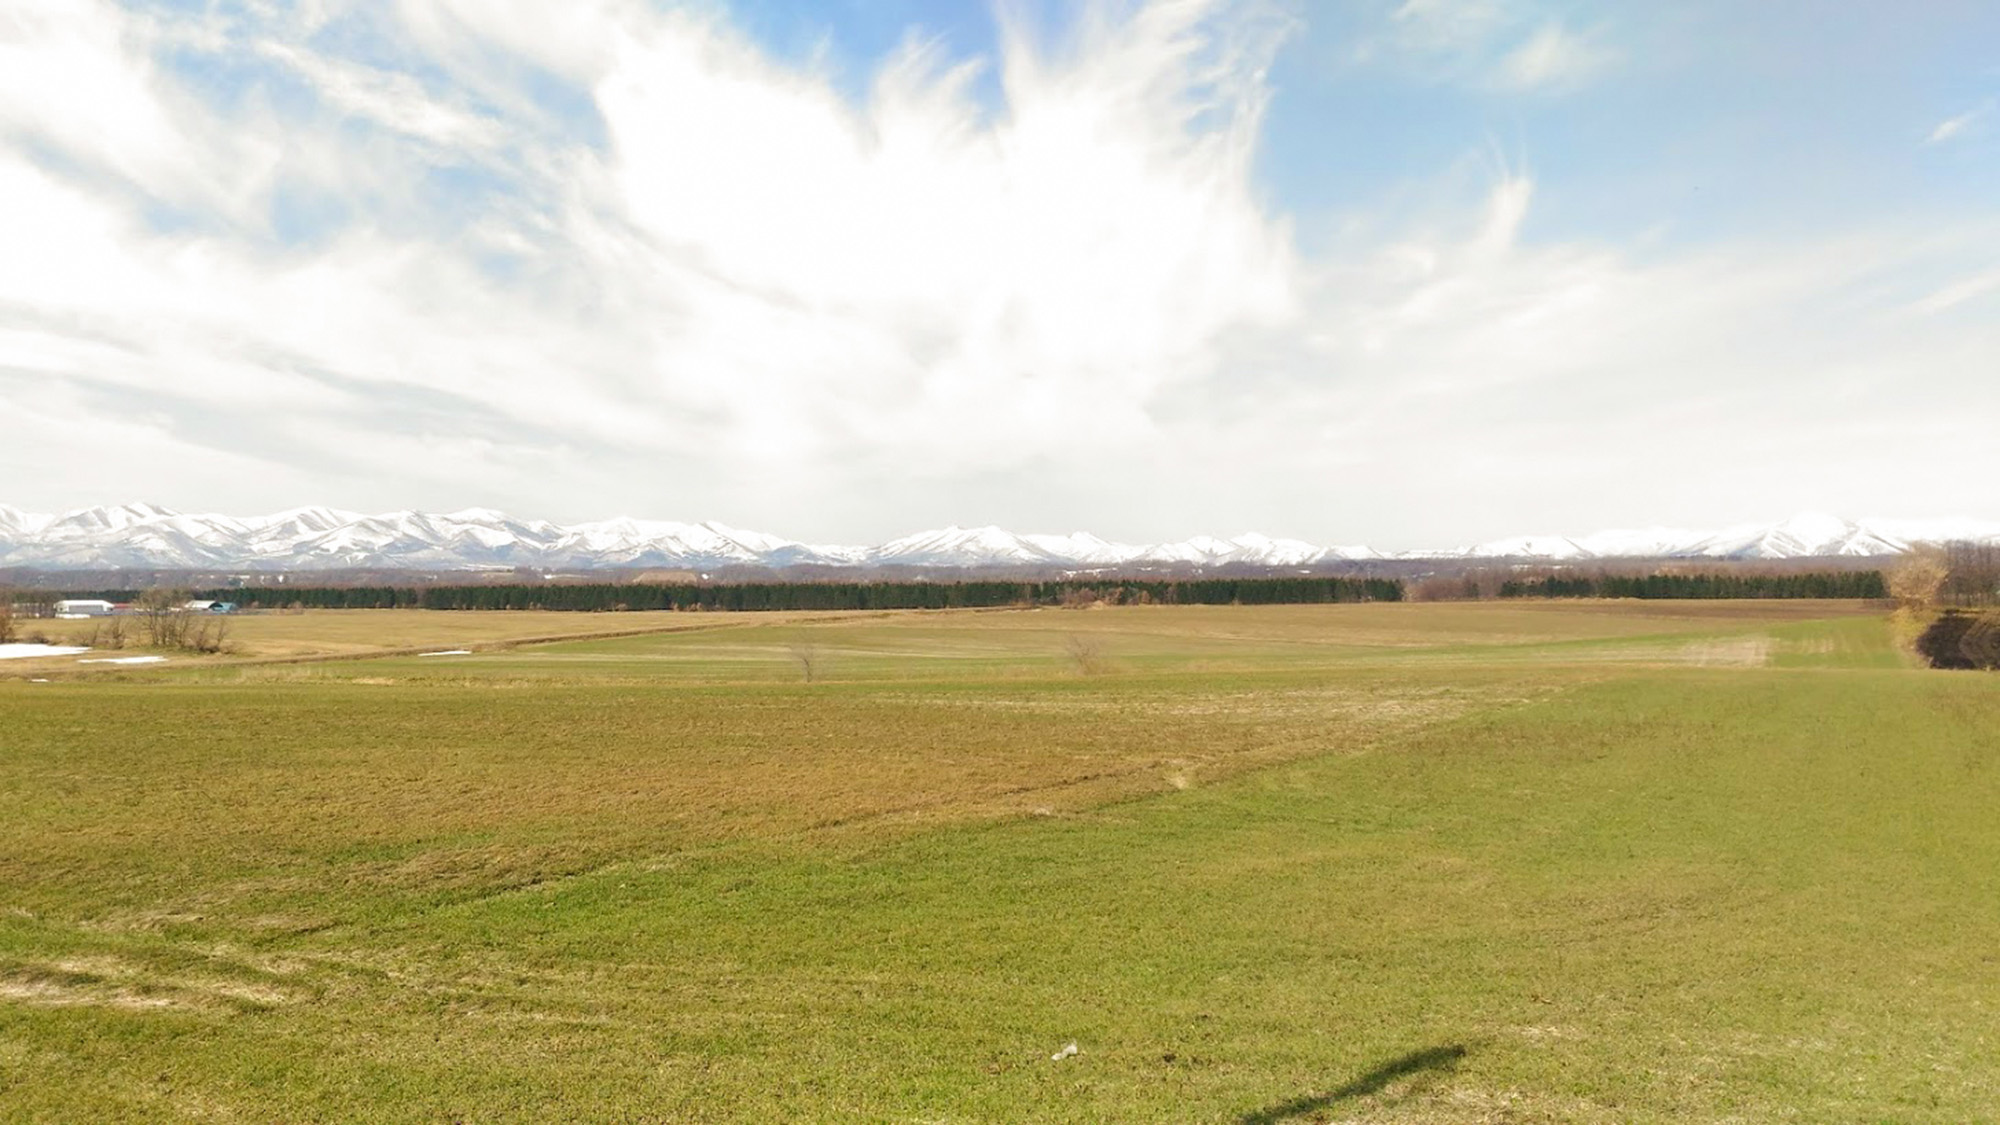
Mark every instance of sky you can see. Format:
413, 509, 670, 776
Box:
2, 0, 1996, 548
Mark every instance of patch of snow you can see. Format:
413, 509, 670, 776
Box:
77, 655, 167, 665
0, 644, 89, 660
417, 649, 472, 657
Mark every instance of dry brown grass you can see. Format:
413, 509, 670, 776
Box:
0, 952, 299, 1014
4, 599, 1885, 678
0, 668, 1517, 927
0, 607, 880, 675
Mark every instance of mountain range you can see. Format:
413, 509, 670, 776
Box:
1, 504, 1996, 573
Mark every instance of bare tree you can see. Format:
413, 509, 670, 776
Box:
0, 594, 15, 645
137, 587, 192, 649
1940, 540, 2000, 607
18, 590, 58, 619
1063, 633, 1108, 676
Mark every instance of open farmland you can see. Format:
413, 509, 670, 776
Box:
1, 600, 1995, 1122
4, 608, 855, 667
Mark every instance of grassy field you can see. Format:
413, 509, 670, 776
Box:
5, 608, 865, 668
2, 600, 1995, 1121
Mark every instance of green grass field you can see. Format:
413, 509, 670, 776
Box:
3, 600, 1996, 1122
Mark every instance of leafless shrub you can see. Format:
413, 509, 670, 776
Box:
125, 588, 238, 653
1063, 633, 1108, 676
187, 616, 233, 655
1410, 567, 1512, 601
1059, 587, 1104, 609
1410, 575, 1478, 602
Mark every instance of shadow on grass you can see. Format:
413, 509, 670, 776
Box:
1238, 1044, 1469, 1124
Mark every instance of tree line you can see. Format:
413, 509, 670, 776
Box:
1889, 541, 2000, 609
1889, 541, 1999, 671
1497, 570, 1888, 600
61, 576, 1404, 613
1935, 541, 2000, 607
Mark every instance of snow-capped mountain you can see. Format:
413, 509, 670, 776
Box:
1677, 512, 1907, 559
0, 504, 53, 537
1019, 531, 1145, 566
1446, 512, 1998, 561
0, 505, 1995, 572
873, 526, 1062, 568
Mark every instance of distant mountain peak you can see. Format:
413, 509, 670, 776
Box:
0, 503, 1995, 572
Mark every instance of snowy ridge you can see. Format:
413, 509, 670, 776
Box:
0, 506, 1996, 572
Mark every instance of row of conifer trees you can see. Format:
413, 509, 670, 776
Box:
66, 576, 1404, 612
1498, 570, 1886, 600
60, 568, 1897, 613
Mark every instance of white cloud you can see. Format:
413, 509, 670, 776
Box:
1926, 101, 1991, 145
0, 0, 1300, 522
1909, 266, 2000, 315
0, 0, 1993, 543
1168, 175, 2000, 541
1387, 0, 1509, 55
1364, 1, 1614, 93
255, 42, 506, 151
1494, 23, 1617, 92
0, 0, 268, 217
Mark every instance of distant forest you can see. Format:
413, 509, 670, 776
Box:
1497, 570, 1887, 600
75, 576, 1406, 612
34, 568, 1906, 613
